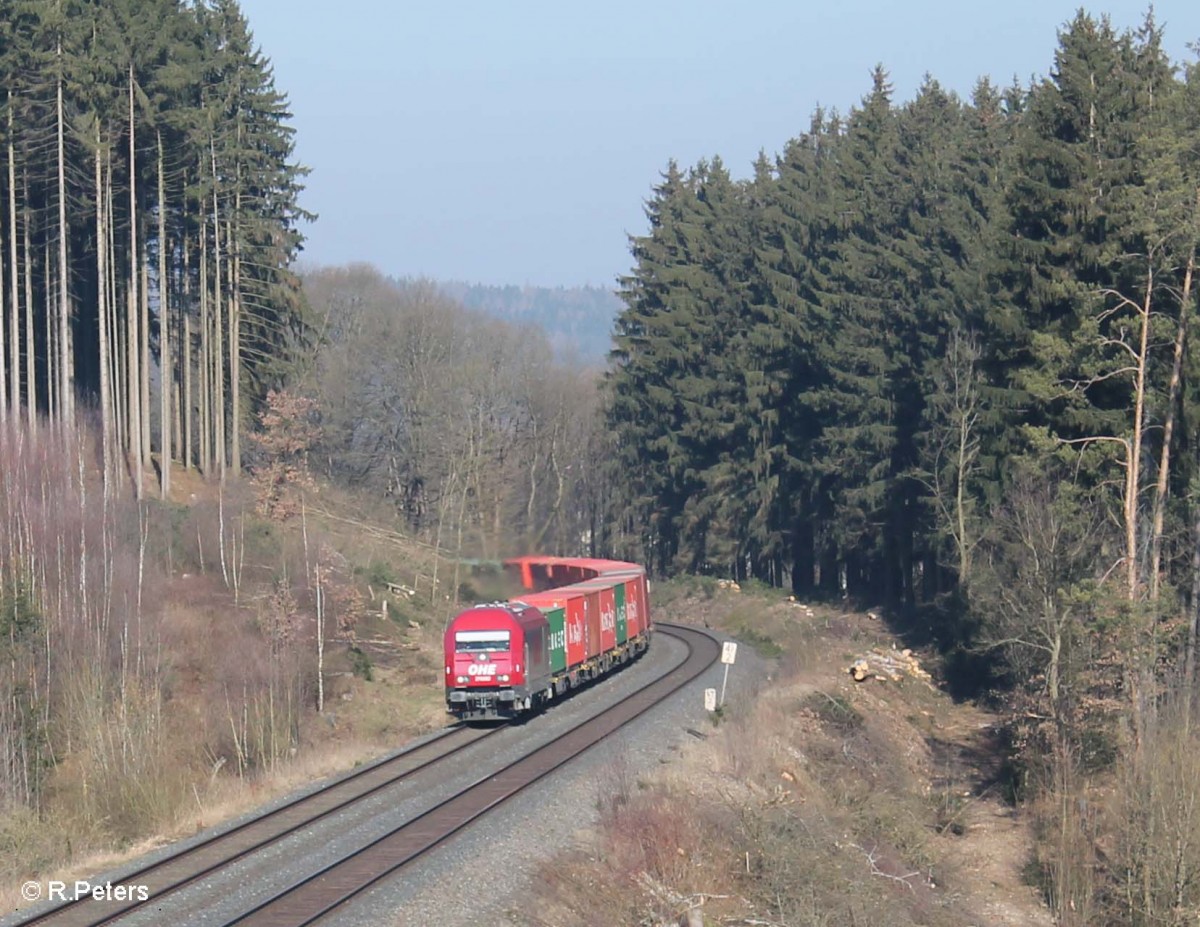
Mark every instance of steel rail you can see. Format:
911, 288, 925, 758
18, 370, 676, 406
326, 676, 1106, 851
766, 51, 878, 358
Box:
10, 623, 718, 927
12, 724, 501, 927
226, 623, 720, 927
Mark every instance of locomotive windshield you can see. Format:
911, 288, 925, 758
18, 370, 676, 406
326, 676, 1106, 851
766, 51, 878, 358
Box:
455, 630, 511, 652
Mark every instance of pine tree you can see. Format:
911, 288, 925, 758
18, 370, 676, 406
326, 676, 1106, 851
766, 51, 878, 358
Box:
665, 158, 754, 574
204, 0, 311, 475
807, 66, 912, 601
755, 112, 840, 593
608, 162, 697, 574
0, 0, 308, 492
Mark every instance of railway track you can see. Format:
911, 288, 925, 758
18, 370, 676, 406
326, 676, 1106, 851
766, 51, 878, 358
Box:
14, 623, 720, 927
12, 726, 502, 927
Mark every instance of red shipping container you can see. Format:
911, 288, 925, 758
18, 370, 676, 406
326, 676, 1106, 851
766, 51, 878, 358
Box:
583, 590, 602, 659
625, 576, 647, 638
598, 586, 617, 653
565, 594, 586, 668
570, 580, 620, 656
506, 557, 648, 668
517, 590, 564, 615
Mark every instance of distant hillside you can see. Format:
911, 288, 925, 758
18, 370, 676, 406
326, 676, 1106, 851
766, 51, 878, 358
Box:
438, 282, 621, 364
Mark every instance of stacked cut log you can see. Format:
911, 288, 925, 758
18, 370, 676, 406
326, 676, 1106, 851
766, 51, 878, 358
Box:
848, 648, 933, 684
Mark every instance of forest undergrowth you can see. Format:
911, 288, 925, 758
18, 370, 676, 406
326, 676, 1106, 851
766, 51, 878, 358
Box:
0, 422, 450, 914
532, 583, 1102, 927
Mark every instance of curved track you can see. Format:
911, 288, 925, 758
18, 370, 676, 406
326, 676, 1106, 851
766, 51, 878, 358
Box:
13, 623, 719, 927
227, 624, 718, 927
13, 726, 502, 927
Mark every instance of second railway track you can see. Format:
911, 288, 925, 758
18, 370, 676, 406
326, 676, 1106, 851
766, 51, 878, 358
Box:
12, 623, 720, 927
229, 623, 719, 927
13, 726, 502, 927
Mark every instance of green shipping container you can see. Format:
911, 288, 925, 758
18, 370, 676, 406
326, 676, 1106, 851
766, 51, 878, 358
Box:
614, 583, 628, 645
546, 606, 567, 673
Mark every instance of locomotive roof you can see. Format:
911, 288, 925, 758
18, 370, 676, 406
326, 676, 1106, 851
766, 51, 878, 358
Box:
446, 602, 547, 635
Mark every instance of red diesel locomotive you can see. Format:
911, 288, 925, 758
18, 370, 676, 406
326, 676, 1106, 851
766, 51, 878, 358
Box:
443, 557, 652, 721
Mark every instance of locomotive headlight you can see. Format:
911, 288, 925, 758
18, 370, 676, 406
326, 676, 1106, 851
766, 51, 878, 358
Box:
499, 674, 510, 682
456, 676, 468, 684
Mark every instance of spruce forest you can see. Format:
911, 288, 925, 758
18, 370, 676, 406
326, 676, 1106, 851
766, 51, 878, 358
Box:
0, 0, 307, 497
610, 13, 1197, 683
606, 14, 1200, 920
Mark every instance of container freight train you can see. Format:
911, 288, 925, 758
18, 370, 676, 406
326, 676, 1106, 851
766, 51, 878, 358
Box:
444, 557, 652, 721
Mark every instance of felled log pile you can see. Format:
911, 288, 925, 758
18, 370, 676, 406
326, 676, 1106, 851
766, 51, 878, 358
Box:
787, 596, 816, 619
848, 648, 933, 684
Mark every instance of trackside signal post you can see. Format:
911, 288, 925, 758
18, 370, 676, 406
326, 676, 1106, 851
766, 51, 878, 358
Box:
719, 641, 737, 706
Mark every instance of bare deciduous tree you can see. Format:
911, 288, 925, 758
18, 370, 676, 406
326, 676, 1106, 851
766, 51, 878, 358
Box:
975, 465, 1105, 728
920, 327, 984, 587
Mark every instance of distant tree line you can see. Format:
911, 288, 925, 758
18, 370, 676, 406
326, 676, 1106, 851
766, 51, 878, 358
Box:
298, 267, 606, 591
0, 0, 309, 496
438, 280, 621, 362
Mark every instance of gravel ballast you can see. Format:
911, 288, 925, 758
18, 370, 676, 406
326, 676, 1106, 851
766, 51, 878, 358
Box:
346, 626, 763, 927
4, 625, 762, 927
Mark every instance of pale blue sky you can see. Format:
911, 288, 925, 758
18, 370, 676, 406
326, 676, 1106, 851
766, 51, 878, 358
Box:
238, 1, 1200, 288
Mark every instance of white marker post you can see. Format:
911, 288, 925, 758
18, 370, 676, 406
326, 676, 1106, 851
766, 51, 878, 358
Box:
704, 688, 717, 712
719, 641, 737, 706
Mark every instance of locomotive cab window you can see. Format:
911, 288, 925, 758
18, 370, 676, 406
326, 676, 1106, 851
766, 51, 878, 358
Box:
455, 630, 510, 652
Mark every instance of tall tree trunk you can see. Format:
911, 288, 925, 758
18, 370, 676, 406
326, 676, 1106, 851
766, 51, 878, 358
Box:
7, 99, 18, 421
229, 213, 241, 476
1126, 269, 1154, 753
45, 238, 55, 421
22, 183, 33, 427
96, 137, 112, 483
181, 216, 191, 469
141, 256, 150, 477
1128, 269, 1152, 601
315, 563, 325, 714
173, 377, 182, 466
128, 63, 143, 497
57, 37, 72, 425
184, 312, 192, 470
1150, 251, 1193, 602
230, 119, 243, 477
211, 142, 225, 481
199, 199, 210, 476
956, 415, 971, 581
107, 157, 121, 453
128, 263, 141, 497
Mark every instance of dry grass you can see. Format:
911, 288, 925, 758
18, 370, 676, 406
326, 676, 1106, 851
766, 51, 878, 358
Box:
531, 586, 1050, 927
0, 424, 454, 915
0, 692, 443, 914
1, 638, 447, 916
